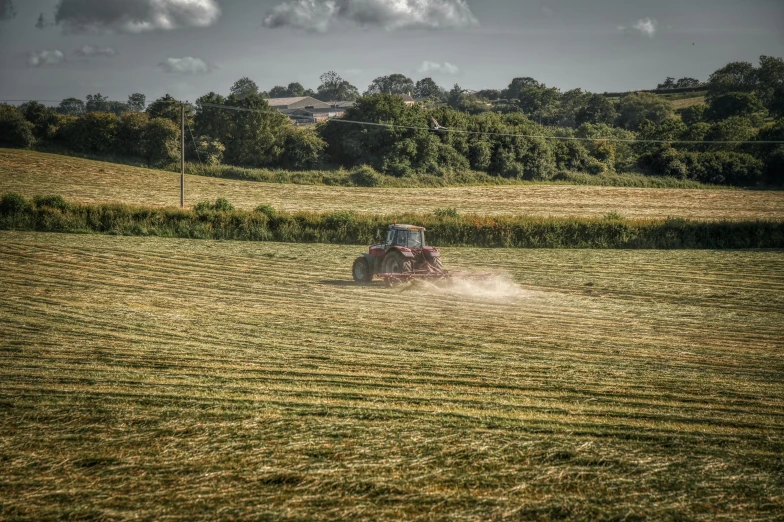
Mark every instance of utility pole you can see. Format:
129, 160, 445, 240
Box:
180, 103, 185, 208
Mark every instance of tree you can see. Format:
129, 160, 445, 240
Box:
264, 82, 309, 98
0, 105, 36, 149
707, 61, 757, 98
280, 127, 326, 169
268, 86, 289, 98
19, 101, 59, 139
194, 92, 230, 144
616, 92, 674, 130
705, 116, 756, 147
117, 112, 149, 158
317, 71, 359, 102
676, 77, 701, 88
770, 86, 784, 119
106, 101, 130, 117
230, 77, 259, 99
447, 84, 466, 109
287, 82, 306, 97
365, 74, 415, 96
414, 77, 443, 99
57, 98, 85, 115
146, 94, 191, 124
658, 77, 676, 90
59, 112, 119, 154
517, 84, 561, 123
142, 118, 180, 168
221, 92, 289, 167
476, 89, 501, 101
85, 93, 110, 113
756, 55, 784, 107
128, 93, 146, 112
556, 89, 590, 127
681, 104, 707, 126
502, 77, 540, 100
575, 94, 617, 126
319, 94, 432, 175
705, 92, 766, 122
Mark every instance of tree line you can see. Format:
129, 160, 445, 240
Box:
0, 56, 782, 186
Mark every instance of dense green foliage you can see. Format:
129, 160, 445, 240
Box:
2, 193, 781, 249
2, 56, 783, 186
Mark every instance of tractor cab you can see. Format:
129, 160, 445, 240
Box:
375, 224, 425, 253
354, 224, 441, 283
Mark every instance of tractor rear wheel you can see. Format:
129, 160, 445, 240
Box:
432, 256, 443, 272
382, 251, 413, 275
352, 257, 373, 282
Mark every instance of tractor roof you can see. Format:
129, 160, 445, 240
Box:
389, 224, 425, 231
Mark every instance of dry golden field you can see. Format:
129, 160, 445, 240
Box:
3, 149, 784, 220
1, 231, 782, 520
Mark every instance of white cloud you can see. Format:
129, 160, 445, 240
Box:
158, 56, 213, 74
75, 45, 118, 57
27, 50, 66, 67
55, 0, 221, 33
263, 0, 478, 32
619, 17, 657, 38
633, 17, 657, 38
418, 60, 459, 75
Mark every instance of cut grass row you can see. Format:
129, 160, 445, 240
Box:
4, 194, 784, 248
1, 231, 782, 520
6, 148, 784, 221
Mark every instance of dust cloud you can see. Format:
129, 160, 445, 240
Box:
405, 274, 529, 303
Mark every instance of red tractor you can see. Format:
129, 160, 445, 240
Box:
352, 224, 444, 286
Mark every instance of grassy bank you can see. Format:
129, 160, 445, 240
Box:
4, 150, 782, 221
33, 145, 714, 189
186, 163, 714, 189
3, 194, 784, 249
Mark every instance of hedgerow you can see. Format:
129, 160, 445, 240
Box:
2, 194, 782, 249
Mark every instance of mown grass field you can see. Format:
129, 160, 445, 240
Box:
3, 148, 784, 221
1, 231, 782, 520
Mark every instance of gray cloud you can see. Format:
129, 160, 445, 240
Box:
418, 60, 459, 74
618, 17, 657, 38
263, 0, 478, 32
27, 50, 66, 67
55, 0, 221, 33
158, 56, 213, 74
0, 0, 15, 20
75, 45, 118, 58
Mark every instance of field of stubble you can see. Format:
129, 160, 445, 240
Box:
3, 149, 784, 220
1, 231, 782, 520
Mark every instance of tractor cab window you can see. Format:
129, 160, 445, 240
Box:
395, 230, 423, 248
386, 230, 394, 244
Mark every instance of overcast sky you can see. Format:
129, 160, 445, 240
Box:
0, 0, 782, 104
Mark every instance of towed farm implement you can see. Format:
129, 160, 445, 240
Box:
352, 223, 490, 287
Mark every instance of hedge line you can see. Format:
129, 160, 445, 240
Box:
2, 194, 783, 249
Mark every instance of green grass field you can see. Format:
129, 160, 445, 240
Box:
1, 231, 782, 520
5, 149, 784, 221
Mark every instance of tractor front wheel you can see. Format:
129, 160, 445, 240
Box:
352, 257, 373, 283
